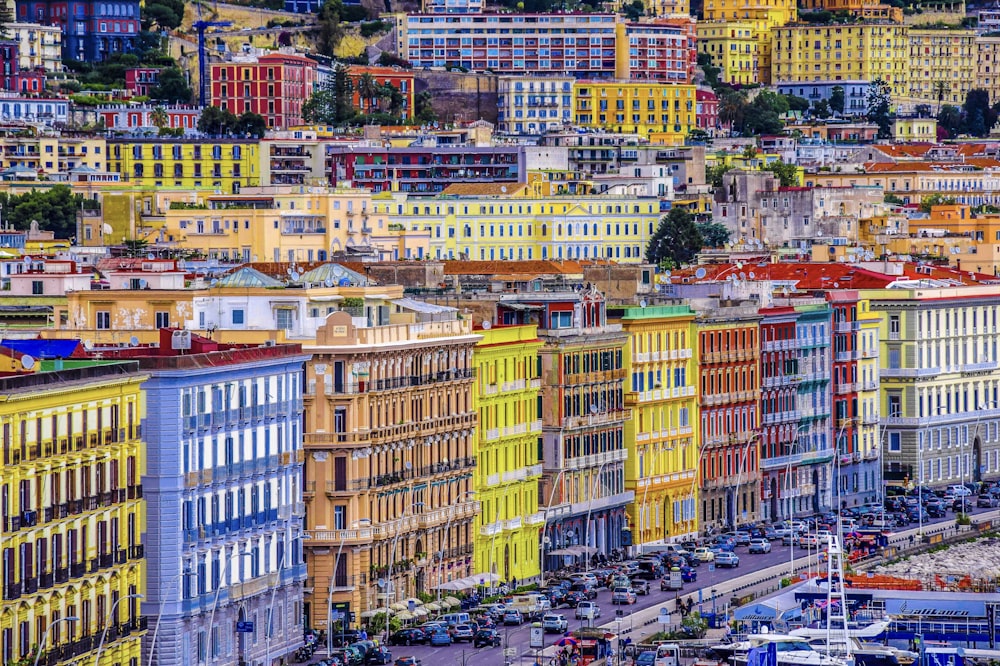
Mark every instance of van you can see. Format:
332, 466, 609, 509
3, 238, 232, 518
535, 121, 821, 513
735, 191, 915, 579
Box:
442, 612, 471, 627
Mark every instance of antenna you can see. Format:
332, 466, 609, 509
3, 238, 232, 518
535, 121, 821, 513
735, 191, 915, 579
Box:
482, 321, 492, 330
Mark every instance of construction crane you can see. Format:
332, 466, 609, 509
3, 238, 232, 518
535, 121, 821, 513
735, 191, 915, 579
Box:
193, 1, 232, 107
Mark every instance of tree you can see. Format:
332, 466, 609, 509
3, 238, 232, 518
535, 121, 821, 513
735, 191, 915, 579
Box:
333, 64, 356, 122
316, 0, 345, 57
0, 186, 84, 238
142, 0, 184, 30
783, 94, 810, 113
235, 112, 268, 138
645, 207, 704, 268
197, 105, 238, 135
933, 80, 950, 115
697, 220, 730, 248
356, 73, 379, 113
963, 89, 997, 137
866, 78, 893, 139
697, 52, 721, 90
920, 193, 957, 213
741, 92, 785, 135
302, 84, 338, 125
811, 98, 831, 119
150, 106, 169, 129
718, 88, 747, 130
151, 67, 192, 104
764, 160, 799, 187
706, 163, 733, 188
829, 86, 845, 115
415, 90, 437, 124
937, 104, 963, 138
623, 0, 644, 19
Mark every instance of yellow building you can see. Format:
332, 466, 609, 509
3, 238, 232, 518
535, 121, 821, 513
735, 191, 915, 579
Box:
697, 22, 761, 85
572, 81, 696, 144
7, 23, 62, 73
0, 132, 106, 177
908, 28, 976, 104
378, 190, 664, 263
893, 116, 938, 141
615, 304, 700, 545
107, 138, 260, 193
976, 35, 1000, 105
883, 204, 1000, 275
856, 298, 881, 472
771, 24, 911, 98
474, 324, 545, 585
0, 361, 147, 666
702, 0, 795, 83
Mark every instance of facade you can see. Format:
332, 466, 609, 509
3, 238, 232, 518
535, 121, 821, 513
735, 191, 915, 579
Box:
572, 81, 696, 143
770, 24, 911, 98
125, 67, 160, 97
17, 0, 140, 62
908, 28, 975, 105
616, 304, 699, 546
102, 331, 310, 666
377, 191, 663, 262
473, 324, 544, 585
869, 286, 1000, 490
697, 89, 719, 134
6, 23, 62, 73
98, 105, 201, 132
497, 291, 633, 568
346, 66, 416, 120
0, 96, 68, 124
893, 116, 938, 141
0, 362, 147, 666
976, 35, 1000, 105
107, 138, 259, 193
422, 0, 484, 13
792, 302, 835, 515
497, 76, 575, 135
695, 300, 761, 531
696, 22, 760, 85
302, 309, 481, 627
776, 80, 870, 115
0, 132, 105, 175
210, 53, 318, 129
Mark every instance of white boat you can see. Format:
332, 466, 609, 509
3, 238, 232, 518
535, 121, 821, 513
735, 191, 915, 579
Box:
711, 632, 851, 666
790, 622, 890, 641
790, 624, 914, 666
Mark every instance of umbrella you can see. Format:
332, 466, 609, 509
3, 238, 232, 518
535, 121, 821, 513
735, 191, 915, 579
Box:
424, 602, 441, 612
444, 596, 462, 607
360, 609, 386, 619
391, 603, 408, 611
555, 636, 579, 647
413, 607, 428, 617
396, 611, 414, 621
405, 597, 424, 606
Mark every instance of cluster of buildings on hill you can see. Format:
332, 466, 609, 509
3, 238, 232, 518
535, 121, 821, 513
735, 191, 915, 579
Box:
5, 252, 1000, 666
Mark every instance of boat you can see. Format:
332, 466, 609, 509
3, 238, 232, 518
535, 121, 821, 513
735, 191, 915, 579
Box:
790, 624, 914, 666
710, 632, 851, 666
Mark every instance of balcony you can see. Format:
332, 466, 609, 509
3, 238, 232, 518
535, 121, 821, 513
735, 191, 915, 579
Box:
881, 366, 941, 378
563, 447, 628, 471
561, 409, 629, 430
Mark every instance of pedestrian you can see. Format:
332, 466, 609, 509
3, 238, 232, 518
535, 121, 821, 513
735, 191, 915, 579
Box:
512, 576, 519, 590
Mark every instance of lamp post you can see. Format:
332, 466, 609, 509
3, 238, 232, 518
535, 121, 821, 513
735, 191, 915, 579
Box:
730, 432, 761, 530
967, 401, 998, 512
33, 616, 79, 666
785, 424, 814, 579
147, 567, 193, 666
94, 594, 144, 666
265, 532, 309, 666
328, 520, 369, 657
538, 468, 567, 589
637, 444, 667, 548
384, 501, 425, 644
584, 461, 610, 573
207, 550, 254, 660
438, 491, 475, 602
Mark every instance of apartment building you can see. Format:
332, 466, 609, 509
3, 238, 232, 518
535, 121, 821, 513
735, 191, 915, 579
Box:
908, 28, 976, 105
497, 76, 575, 135
976, 35, 1000, 105
210, 52, 317, 129
17, 0, 139, 62
697, 22, 761, 85
770, 24, 910, 99
6, 23, 62, 73
694, 299, 761, 531
0, 132, 105, 176
107, 138, 259, 193
474, 324, 545, 585
0, 361, 147, 666
572, 81, 697, 144
616, 304, 700, 546
302, 306, 481, 627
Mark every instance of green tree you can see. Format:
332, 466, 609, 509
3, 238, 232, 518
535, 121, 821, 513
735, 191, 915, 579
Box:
316, 0, 345, 57
197, 105, 238, 135
150, 106, 169, 129
645, 207, 704, 267
142, 0, 185, 30
937, 104, 963, 138
866, 78, 893, 139
697, 220, 730, 248
151, 67, 192, 103
920, 193, 957, 213
812, 98, 831, 119
718, 88, 747, 130
356, 73, 379, 113
829, 86, 845, 115
302, 84, 338, 124
963, 89, 997, 137
697, 53, 721, 90
706, 163, 733, 188
623, 0, 644, 19
415, 90, 437, 124
764, 160, 799, 187
333, 64, 356, 123
783, 94, 810, 113
933, 80, 950, 115
235, 112, 268, 138
738, 90, 788, 135
0, 186, 84, 238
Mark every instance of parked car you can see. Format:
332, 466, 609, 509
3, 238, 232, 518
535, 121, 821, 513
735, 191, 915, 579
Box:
680, 565, 697, 583
748, 538, 771, 554
394, 658, 422, 666
948, 484, 973, 497
388, 629, 426, 646
693, 547, 715, 562
611, 587, 637, 605
473, 628, 502, 648
502, 610, 523, 626
542, 613, 569, 633
798, 534, 819, 547
429, 630, 452, 646
731, 531, 752, 546
763, 527, 779, 540
569, 581, 598, 599
366, 647, 393, 665
575, 601, 601, 620
715, 552, 740, 568
631, 579, 651, 595
636, 651, 657, 666
563, 591, 587, 607
979, 493, 999, 508
450, 624, 475, 642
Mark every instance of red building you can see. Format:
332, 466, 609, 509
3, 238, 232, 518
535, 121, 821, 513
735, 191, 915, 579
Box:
210, 52, 317, 128
758, 305, 800, 523
346, 66, 416, 119
125, 67, 160, 97
696, 89, 719, 135
623, 20, 695, 83
0, 41, 45, 93
98, 104, 201, 130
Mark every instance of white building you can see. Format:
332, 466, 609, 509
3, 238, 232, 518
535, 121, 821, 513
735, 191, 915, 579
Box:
6, 23, 62, 73
498, 76, 575, 135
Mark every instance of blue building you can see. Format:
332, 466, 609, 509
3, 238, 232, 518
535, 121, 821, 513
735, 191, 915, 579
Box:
16, 0, 140, 62
102, 330, 309, 666
794, 303, 835, 515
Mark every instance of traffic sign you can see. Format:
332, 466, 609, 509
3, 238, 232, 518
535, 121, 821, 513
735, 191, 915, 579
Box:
658, 608, 671, 625
236, 621, 254, 633
504, 648, 517, 657
530, 626, 544, 649
708, 563, 715, 572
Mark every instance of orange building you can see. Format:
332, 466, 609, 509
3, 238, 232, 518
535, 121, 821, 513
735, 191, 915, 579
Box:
347, 66, 416, 119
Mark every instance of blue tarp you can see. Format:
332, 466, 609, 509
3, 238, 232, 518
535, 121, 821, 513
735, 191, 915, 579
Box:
1, 339, 81, 359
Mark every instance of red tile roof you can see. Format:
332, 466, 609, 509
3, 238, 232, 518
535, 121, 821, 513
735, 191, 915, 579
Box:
669, 262, 995, 289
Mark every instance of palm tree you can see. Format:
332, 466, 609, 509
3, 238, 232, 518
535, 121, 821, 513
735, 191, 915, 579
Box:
356, 73, 379, 113
933, 80, 950, 115
150, 106, 169, 130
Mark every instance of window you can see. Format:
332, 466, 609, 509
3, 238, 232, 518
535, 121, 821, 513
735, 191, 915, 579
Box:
31, 280, 42, 295
96, 311, 111, 329
155, 311, 170, 329
232, 309, 245, 325
276, 309, 293, 330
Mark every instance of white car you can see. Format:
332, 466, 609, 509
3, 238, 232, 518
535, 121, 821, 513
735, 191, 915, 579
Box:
575, 601, 601, 620
948, 485, 973, 497
693, 547, 715, 562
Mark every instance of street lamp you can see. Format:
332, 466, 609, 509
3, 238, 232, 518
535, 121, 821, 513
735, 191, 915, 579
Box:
584, 461, 610, 573
147, 567, 194, 666
94, 594, 144, 666
328, 520, 369, 657
538, 468, 568, 588
33, 616, 79, 666
384, 501, 425, 643
265, 532, 310, 666
438, 491, 475, 602
207, 550, 254, 658
730, 432, 761, 530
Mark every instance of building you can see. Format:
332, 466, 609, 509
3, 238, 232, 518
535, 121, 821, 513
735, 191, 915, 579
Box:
17, 0, 140, 62
771, 24, 911, 99
98, 105, 201, 132
496, 290, 633, 567
210, 52, 317, 129
422, 0, 483, 15
0, 39, 45, 93
0, 131, 105, 176
572, 81, 696, 144
702, 0, 796, 83
867, 285, 1000, 491
696, 89, 719, 135
125, 67, 160, 97
615, 304, 699, 546
346, 66, 415, 120
776, 80, 870, 115
893, 116, 937, 141
93, 330, 310, 666
694, 299, 761, 531
908, 28, 976, 104
473, 324, 545, 585
107, 138, 259, 193
6, 23, 61, 73
696, 22, 761, 85
301, 304, 481, 627
0, 96, 68, 124
0, 360, 147, 666
976, 34, 1000, 105
497, 76, 575, 135
394, 14, 695, 81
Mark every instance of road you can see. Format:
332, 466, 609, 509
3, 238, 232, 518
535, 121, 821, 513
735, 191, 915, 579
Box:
371, 505, 996, 666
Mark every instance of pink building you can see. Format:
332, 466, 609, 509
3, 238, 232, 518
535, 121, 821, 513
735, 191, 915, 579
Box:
125, 67, 161, 96
7, 258, 92, 295
98, 105, 201, 131
696, 88, 719, 134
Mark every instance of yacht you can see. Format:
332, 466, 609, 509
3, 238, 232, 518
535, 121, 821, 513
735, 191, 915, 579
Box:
790, 624, 914, 666
710, 633, 851, 666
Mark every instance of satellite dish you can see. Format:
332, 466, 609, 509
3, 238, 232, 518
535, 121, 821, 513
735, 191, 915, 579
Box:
147, 253, 155, 260
664, 270, 671, 278
501, 186, 507, 193
739, 272, 746, 280
736, 261, 744, 269
324, 277, 334, 288
482, 320, 492, 330
102, 223, 113, 234
20, 354, 34, 370
339, 277, 351, 287
695, 267, 707, 279
748, 272, 756, 279
130, 336, 140, 347
833, 282, 840, 288
291, 271, 301, 281
83, 340, 94, 350
590, 403, 599, 414
287, 268, 294, 275
138, 278, 148, 289
210, 278, 218, 287
404, 460, 412, 470
639, 299, 647, 308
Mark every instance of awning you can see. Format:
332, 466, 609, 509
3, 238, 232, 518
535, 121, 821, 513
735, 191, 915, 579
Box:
360, 609, 387, 619
548, 548, 578, 556
391, 297, 456, 314
444, 596, 462, 607
501, 303, 544, 312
